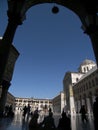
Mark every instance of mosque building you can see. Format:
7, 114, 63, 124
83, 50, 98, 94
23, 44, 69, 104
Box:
63, 59, 98, 115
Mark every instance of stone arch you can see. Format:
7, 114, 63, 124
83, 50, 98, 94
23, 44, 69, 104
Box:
25, 0, 85, 16
12, 0, 96, 27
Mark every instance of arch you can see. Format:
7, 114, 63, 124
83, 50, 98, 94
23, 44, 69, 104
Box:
24, 0, 86, 16
15, 0, 97, 27
7, 0, 97, 37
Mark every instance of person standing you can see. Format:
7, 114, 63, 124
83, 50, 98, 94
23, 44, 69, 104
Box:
23, 106, 27, 118
80, 105, 88, 123
57, 111, 71, 130
40, 110, 56, 130
29, 112, 39, 130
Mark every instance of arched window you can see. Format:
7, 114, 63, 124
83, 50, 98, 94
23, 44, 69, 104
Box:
87, 67, 89, 71
84, 67, 86, 73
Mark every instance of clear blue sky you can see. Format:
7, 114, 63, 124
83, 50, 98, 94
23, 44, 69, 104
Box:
0, 0, 96, 99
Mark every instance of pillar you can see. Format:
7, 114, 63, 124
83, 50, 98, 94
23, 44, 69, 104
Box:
86, 97, 92, 115
0, 80, 11, 116
69, 85, 76, 115
81, 99, 85, 105
0, 2, 24, 115
77, 100, 81, 113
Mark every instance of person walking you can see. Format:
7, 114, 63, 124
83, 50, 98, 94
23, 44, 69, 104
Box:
80, 105, 88, 123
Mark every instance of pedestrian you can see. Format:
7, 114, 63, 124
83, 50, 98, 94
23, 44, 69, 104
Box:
57, 111, 71, 130
27, 104, 31, 118
93, 96, 98, 130
23, 106, 27, 118
7, 105, 14, 117
29, 112, 39, 130
80, 105, 88, 123
40, 110, 56, 130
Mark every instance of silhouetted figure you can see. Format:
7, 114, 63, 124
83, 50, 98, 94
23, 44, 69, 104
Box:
40, 110, 56, 130
27, 104, 31, 119
34, 107, 39, 115
93, 97, 98, 130
80, 105, 88, 123
7, 105, 14, 117
29, 112, 39, 130
23, 106, 27, 118
4, 105, 9, 117
57, 111, 71, 130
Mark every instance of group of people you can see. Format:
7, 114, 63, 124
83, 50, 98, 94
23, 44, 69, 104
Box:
23, 96, 98, 130
29, 108, 71, 130
4, 105, 14, 117
23, 104, 31, 118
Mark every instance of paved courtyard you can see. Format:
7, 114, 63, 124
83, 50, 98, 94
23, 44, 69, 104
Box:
0, 110, 95, 130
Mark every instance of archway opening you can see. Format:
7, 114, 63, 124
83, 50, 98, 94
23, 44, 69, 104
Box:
8, 3, 96, 98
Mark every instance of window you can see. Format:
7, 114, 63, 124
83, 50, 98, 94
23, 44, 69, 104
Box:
87, 67, 89, 71
76, 78, 79, 82
84, 67, 86, 72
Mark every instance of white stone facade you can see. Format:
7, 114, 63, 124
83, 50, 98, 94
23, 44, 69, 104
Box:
63, 59, 98, 115
52, 91, 65, 114
15, 97, 52, 113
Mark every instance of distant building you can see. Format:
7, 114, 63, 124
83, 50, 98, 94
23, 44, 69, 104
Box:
63, 59, 98, 115
52, 91, 65, 114
15, 97, 52, 112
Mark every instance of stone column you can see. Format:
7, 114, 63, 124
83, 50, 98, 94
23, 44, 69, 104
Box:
0, 21, 18, 85
82, 99, 85, 105
86, 97, 92, 115
78, 100, 81, 113
69, 85, 76, 115
0, 80, 11, 116
0, 1, 25, 116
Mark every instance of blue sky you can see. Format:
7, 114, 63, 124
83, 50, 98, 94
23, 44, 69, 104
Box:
0, 1, 96, 99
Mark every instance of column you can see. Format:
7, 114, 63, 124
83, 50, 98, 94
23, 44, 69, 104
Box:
86, 97, 92, 115
0, 21, 18, 85
77, 100, 81, 113
69, 85, 75, 115
81, 99, 85, 105
0, 80, 11, 116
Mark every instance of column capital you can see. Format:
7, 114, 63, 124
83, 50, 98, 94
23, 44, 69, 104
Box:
7, 0, 26, 25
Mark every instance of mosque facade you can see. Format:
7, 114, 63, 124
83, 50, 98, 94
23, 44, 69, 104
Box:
63, 59, 98, 115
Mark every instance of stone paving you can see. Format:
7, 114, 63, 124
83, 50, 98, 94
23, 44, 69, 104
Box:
0, 110, 95, 130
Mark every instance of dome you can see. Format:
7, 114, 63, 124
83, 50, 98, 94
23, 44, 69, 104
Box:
80, 59, 96, 66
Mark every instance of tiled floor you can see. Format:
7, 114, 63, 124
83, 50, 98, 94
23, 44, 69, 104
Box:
0, 111, 95, 130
